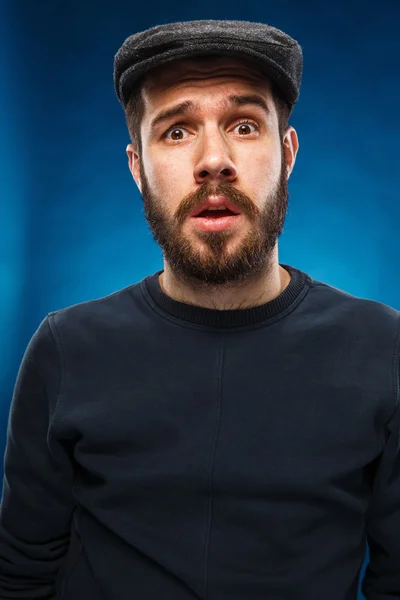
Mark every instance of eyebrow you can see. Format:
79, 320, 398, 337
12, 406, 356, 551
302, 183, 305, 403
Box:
149, 94, 271, 133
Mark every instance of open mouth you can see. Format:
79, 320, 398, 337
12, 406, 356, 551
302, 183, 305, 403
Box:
191, 209, 242, 232
194, 208, 236, 218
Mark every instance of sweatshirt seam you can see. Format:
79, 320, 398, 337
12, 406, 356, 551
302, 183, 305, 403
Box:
140, 279, 312, 332
47, 313, 82, 503
47, 312, 68, 441
387, 313, 400, 425
203, 336, 224, 599
59, 543, 83, 599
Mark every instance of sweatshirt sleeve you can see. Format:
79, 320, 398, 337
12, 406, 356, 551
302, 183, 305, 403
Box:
0, 314, 76, 599
361, 351, 400, 599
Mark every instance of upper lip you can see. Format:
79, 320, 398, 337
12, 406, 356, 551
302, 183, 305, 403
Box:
190, 195, 241, 217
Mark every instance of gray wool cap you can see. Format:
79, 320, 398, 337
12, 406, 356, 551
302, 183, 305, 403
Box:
113, 19, 303, 111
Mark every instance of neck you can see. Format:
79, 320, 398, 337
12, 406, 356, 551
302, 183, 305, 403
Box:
158, 255, 291, 311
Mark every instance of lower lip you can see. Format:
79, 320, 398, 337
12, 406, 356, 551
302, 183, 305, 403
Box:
191, 214, 242, 232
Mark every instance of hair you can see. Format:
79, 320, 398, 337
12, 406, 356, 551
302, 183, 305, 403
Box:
124, 63, 291, 157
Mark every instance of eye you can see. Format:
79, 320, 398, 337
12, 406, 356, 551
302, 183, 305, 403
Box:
233, 120, 259, 136
164, 126, 189, 141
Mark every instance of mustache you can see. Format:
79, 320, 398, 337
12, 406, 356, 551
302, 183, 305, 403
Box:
176, 180, 258, 221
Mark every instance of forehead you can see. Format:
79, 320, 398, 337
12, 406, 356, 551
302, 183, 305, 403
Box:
142, 55, 272, 99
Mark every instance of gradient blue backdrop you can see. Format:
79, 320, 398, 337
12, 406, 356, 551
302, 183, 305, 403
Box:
1, 1, 399, 597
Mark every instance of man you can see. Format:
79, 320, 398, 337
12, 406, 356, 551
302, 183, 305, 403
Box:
0, 19, 399, 600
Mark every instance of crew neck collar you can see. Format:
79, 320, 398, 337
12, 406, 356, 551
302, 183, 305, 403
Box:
142, 263, 310, 328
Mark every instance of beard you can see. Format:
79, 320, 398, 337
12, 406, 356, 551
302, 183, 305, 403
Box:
139, 150, 289, 289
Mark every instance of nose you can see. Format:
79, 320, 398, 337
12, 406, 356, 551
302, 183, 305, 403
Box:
193, 130, 238, 184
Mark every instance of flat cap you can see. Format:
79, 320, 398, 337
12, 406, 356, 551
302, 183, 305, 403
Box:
114, 20, 303, 111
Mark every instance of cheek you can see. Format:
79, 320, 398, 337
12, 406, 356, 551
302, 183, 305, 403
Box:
149, 157, 189, 194
246, 149, 279, 188
142, 156, 191, 215
240, 146, 282, 207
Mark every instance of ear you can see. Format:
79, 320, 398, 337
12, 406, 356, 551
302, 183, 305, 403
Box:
282, 127, 299, 178
126, 143, 142, 193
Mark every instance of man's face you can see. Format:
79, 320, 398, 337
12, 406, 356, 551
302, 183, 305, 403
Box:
128, 56, 298, 286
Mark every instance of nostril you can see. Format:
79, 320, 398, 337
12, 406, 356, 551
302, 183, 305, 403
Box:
221, 168, 231, 176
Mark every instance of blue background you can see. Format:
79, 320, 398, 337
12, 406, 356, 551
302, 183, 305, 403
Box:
1, 1, 399, 597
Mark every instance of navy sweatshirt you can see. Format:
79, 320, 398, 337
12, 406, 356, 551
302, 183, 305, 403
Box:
1, 263, 400, 600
